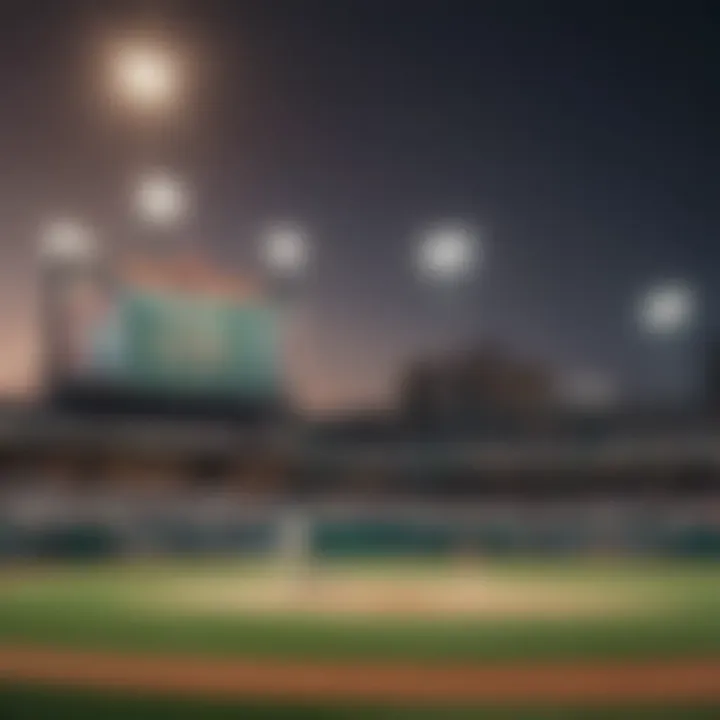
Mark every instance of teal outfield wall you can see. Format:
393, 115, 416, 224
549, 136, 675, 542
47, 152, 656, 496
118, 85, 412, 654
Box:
2, 514, 720, 560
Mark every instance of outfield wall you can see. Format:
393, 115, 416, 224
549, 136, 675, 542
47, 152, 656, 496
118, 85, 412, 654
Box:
1, 493, 720, 559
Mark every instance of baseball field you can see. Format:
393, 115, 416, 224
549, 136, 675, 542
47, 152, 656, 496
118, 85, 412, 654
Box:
1, 557, 719, 717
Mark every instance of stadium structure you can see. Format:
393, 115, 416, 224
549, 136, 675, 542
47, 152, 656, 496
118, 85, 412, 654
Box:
0, 235, 719, 560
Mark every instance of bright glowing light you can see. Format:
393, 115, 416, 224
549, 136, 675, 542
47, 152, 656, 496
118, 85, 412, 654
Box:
260, 225, 310, 278
637, 281, 697, 337
39, 220, 96, 264
416, 224, 480, 284
134, 172, 188, 227
112, 43, 179, 111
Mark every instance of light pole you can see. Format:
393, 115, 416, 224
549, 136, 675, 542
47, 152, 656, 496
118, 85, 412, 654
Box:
257, 223, 312, 426
635, 280, 699, 405
414, 221, 482, 357
38, 219, 104, 402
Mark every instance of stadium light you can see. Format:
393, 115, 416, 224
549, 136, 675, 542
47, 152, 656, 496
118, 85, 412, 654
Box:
559, 371, 619, 410
133, 172, 189, 228
635, 280, 700, 404
39, 219, 97, 265
636, 280, 697, 338
415, 222, 481, 285
260, 224, 310, 279
110, 42, 181, 113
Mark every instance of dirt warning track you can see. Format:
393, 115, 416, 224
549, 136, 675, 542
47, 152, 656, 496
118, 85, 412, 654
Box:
1, 647, 720, 705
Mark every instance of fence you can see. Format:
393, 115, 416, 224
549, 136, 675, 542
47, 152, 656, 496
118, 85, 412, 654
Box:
1, 493, 720, 560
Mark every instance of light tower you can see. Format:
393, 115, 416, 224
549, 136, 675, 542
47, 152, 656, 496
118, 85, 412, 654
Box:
38, 220, 105, 403
635, 280, 699, 405
413, 221, 483, 359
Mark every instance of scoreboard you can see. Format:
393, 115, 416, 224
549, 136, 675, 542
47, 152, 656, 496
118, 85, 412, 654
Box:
48, 255, 283, 411
121, 291, 280, 399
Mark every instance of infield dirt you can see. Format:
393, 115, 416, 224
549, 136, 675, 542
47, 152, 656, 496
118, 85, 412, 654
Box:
0, 647, 719, 704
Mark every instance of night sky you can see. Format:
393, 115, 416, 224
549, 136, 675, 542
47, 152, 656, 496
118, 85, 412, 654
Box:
0, 1, 717, 411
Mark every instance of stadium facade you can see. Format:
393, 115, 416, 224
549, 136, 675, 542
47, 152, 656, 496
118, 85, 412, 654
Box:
0, 240, 717, 559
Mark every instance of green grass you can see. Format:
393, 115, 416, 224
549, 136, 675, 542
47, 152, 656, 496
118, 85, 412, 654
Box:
0, 559, 719, 662
1, 685, 719, 720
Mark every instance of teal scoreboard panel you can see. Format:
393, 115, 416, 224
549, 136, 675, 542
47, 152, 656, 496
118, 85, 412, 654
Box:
81, 288, 282, 401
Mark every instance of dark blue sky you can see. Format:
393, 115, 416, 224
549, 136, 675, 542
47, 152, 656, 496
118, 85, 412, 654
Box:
0, 1, 717, 409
